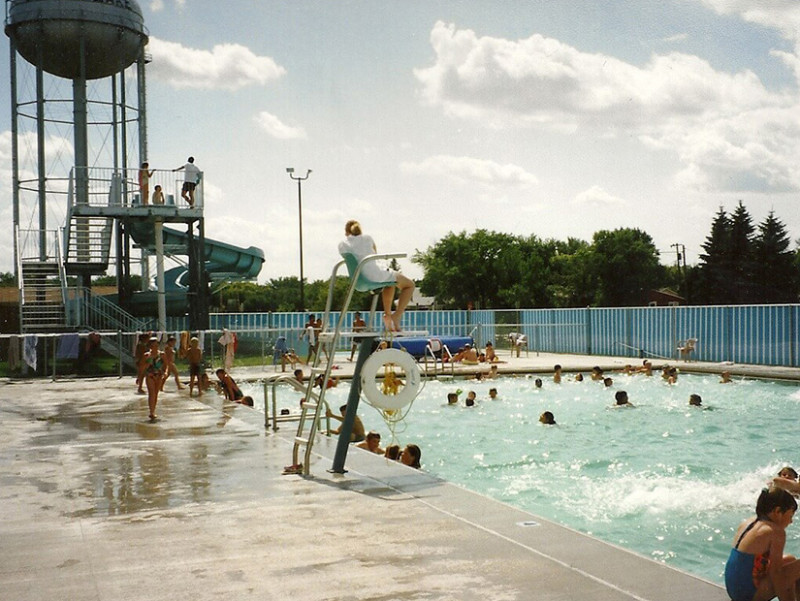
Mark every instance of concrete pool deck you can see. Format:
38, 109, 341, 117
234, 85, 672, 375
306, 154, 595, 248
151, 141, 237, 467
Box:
4, 351, 791, 600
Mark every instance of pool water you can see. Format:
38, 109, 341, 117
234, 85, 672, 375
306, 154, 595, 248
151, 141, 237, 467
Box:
244, 372, 800, 584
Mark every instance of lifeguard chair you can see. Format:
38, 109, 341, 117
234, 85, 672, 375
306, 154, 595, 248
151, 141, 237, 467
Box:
286, 251, 407, 476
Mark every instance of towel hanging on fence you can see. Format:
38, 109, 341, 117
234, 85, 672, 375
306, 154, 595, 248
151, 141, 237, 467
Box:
57, 334, 81, 359
218, 329, 236, 371
23, 335, 37, 371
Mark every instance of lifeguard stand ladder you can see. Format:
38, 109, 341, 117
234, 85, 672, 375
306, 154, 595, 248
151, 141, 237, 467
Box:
289, 252, 406, 476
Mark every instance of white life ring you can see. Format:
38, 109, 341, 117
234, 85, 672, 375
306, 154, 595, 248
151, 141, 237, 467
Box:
360, 348, 421, 411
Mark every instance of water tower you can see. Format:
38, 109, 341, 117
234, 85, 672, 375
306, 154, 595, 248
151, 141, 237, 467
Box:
5, 0, 150, 330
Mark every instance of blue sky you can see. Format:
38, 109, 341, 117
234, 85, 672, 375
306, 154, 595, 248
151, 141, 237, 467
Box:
2, 0, 800, 284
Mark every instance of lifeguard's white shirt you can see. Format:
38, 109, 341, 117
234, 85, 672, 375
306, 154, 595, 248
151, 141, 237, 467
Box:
338, 234, 396, 284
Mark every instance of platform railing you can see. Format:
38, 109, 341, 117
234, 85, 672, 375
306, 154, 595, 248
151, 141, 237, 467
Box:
70, 166, 203, 209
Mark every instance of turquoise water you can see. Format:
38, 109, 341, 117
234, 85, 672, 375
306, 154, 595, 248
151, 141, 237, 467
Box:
244, 372, 800, 583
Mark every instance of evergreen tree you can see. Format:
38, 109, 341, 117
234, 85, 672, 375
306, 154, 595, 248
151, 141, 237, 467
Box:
728, 201, 756, 303
753, 211, 798, 303
697, 207, 732, 304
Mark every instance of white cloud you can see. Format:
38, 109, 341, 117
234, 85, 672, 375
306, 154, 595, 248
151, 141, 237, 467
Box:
146, 37, 286, 90
254, 112, 307, 140
696, 0, 800, 43
663, 33, 689, 44
149, 0, 186, 12
571, 186, 626, 208
400, 155, 538, 189
415, 21, 800, 193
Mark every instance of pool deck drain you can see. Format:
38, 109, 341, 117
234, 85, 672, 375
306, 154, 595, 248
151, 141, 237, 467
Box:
1, 351, 783, 600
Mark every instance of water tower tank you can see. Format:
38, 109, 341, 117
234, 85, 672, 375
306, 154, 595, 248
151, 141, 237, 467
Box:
5, 0, 148, 80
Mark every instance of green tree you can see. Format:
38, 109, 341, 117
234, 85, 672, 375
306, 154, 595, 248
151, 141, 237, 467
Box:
546, 238, 593, 307
696, 207, 732, 304
729, 201, 756, 303
752, 211, 798, 303
414, 229, 545, 309
0, 272, 16, 287
588, 228, 663, 306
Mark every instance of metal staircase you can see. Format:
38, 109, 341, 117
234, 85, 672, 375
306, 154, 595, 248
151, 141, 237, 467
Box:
17, 227, 69, 332
63, 214, 113, 275
289, 253, 405, 475
72, 287, 152, 369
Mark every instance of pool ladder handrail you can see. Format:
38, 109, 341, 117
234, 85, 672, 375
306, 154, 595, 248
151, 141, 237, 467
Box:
421, 341, 455, 378
263, 374, 330, 433
290, 253, 406, 475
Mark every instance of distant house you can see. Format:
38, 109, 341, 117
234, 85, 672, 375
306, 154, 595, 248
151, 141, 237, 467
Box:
406, 288, 435, 310
647, 288, 685, 306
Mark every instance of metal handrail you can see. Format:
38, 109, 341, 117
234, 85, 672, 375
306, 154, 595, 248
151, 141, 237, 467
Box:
79, 287, 151, 333
70, 166, 203, 209
263, 374, 330, 433
15, 224, 23, 327
55, 227, 68, 311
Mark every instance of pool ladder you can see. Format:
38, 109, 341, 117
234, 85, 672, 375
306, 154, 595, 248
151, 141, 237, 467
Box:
288, 252, 406, 475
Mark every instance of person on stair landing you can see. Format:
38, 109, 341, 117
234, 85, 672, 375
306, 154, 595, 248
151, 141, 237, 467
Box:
338, 219, 414, 333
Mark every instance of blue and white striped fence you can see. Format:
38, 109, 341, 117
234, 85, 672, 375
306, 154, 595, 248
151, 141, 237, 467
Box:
165, 304, 799, 367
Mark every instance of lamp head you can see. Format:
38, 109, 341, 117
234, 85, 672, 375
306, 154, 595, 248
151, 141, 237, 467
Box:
286, 167, 295, 174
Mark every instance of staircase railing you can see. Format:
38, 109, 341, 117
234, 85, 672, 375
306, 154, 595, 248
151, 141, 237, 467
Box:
55, 227, 68, 310
76, 287, 152, 333
15, 224, 23, 329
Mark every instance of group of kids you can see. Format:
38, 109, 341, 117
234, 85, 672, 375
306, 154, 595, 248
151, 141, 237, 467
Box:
724, 467, 800, 601
134, 333, 252, 421
443, 359, 721, 425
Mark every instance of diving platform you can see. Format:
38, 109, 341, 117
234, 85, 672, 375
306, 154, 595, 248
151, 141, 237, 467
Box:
68, 203, 203, 222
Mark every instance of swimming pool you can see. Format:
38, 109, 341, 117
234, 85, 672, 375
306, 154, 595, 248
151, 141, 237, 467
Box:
243, 372, 800, 584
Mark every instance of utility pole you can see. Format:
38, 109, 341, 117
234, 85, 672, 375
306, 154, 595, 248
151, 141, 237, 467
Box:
671, 243, 687, 302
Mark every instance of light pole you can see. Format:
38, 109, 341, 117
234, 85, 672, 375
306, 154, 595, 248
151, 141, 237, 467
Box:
286, 168, 312, 311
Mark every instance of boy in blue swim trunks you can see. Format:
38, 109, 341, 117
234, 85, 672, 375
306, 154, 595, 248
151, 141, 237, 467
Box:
725, 487, 800, 601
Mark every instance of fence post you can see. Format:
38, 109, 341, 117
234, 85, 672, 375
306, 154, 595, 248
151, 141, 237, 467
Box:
585, 306, 592, 355
118, 329, 123, 378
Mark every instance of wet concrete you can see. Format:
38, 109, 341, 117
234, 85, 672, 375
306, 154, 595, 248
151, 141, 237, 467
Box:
0, 353, 747, 600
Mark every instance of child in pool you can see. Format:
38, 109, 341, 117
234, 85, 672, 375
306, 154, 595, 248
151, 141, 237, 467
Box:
725, 487, 800, 601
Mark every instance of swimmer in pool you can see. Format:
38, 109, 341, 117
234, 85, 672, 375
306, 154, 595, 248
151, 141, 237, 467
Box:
779, 467, 799, 482
689, 394, 703, 407
553, 364, 562, 384
356, 431, 384, 455
400, 444, 421, 469
326, 404, 366, 442
773, 468, 800, 496
725, 487, 800, 601
613, 390, 634, 408
539, 411, 556, 425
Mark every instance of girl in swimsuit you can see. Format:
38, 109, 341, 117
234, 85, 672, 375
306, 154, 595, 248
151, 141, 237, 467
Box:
143, 337, 165, 421
725, 487, 800, 601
